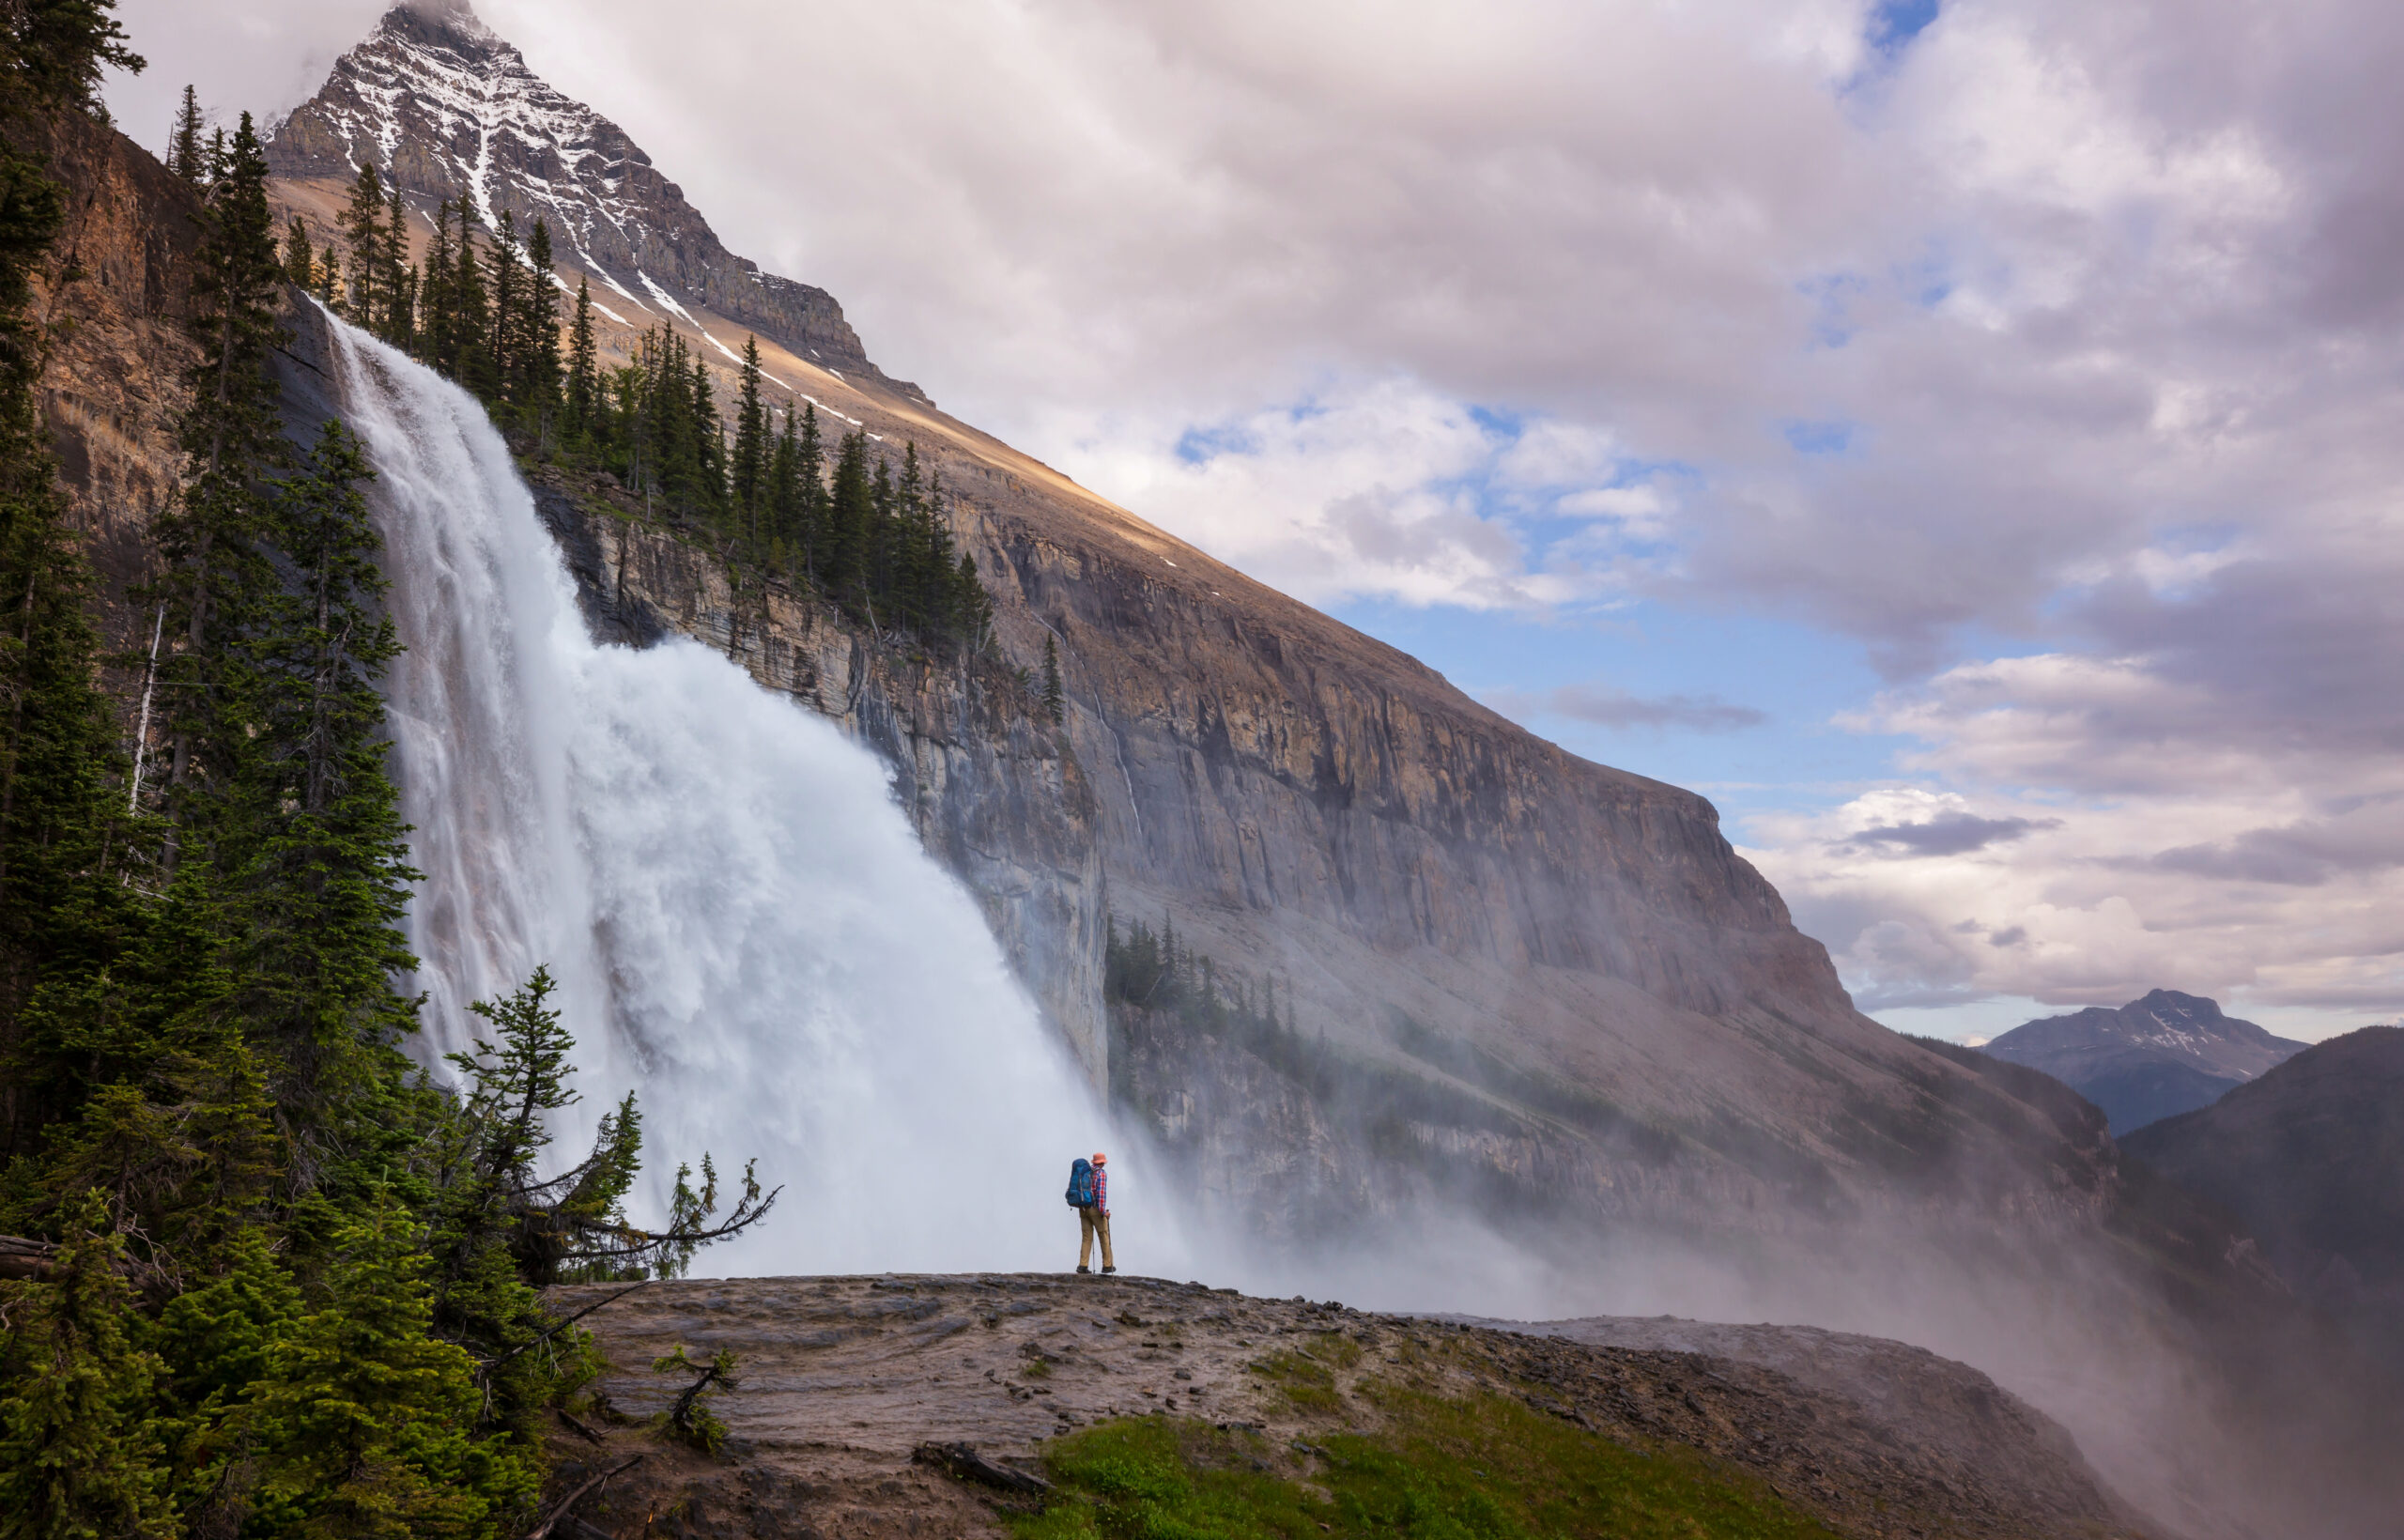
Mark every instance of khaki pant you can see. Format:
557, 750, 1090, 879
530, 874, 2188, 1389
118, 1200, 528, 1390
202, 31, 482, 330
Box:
1078, 1206, 1114, 1270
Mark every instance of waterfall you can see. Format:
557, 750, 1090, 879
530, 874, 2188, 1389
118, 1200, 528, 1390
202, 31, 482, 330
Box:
321, 316, 1156, 1277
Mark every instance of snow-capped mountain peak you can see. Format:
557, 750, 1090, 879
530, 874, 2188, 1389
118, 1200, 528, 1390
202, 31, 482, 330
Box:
269, 3, 886, 384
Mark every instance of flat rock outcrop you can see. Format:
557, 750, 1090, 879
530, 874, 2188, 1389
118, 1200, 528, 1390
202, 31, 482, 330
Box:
542, 1273, 2151, 1540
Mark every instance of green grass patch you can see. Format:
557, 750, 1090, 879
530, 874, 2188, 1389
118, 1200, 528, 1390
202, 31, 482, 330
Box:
1249, 1348, 1342, 1412
1012, 1393, 1839, 1540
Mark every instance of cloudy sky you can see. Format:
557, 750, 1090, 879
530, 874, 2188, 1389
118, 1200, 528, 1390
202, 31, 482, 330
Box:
109, 0, 2403, 1041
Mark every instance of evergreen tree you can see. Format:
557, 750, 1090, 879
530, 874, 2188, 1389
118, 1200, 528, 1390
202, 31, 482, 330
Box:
0, 1195, 176, 1539
152, 113, 285, 853
239, 1198, 532, 1538
3, 0, 144, 115
794, 400, 824, 573
485, 208, 522, 399
279, 214, 310, 288
563, 276, 595, 439
223, 420, 418, 1132
823, 427, 870, 598
517, 219, 561, 429
419, 198, 457, 371
732, 333, 765, 546
1041, 634, 1064, 724
164, 84, 202, 187
337, 162, 386, 333
450, 208, 492, 395
378, 178, 410, 347
765, 403, 798, 562
432, 968, 776, 1294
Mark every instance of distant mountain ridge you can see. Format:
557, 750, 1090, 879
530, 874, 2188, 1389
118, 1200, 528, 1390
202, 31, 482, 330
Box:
1979, 989, 2306, 1133
264, 0, 918, 394
2124, 1025, 2404, 1303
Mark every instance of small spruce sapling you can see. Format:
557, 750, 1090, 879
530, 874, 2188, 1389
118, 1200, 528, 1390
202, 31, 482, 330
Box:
650, 1345, 739, 1454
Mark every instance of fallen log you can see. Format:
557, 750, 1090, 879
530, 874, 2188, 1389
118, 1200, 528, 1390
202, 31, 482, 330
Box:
911, 1440, 1052, 1496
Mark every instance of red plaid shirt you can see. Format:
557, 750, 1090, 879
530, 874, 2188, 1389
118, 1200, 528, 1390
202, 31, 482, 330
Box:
1091, 1165, 1107, 1216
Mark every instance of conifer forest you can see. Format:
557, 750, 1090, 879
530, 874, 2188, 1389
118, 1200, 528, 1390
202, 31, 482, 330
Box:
295, 160, 994, 650
0, 5, 784, 1532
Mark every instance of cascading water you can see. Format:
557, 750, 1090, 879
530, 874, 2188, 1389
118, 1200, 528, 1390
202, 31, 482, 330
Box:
321, 316, 1164, 1276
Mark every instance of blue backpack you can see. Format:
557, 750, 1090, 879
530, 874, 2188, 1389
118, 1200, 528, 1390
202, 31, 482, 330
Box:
1065, 1157, 1096, 1209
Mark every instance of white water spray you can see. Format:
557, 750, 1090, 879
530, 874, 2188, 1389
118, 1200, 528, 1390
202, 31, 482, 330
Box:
322, 316, 1153, 1276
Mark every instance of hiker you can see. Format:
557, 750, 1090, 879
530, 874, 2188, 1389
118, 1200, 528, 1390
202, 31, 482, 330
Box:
1067, 1150, 1115, 1274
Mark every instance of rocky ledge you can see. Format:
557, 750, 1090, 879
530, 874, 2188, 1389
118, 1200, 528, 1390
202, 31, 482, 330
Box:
539, 1273, 2151, 1540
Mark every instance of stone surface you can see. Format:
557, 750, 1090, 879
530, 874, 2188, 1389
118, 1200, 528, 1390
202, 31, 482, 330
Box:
541, 1272, 2153, 1540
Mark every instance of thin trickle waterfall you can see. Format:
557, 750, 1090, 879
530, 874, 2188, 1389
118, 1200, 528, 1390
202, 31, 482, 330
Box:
322, 316, 1156, 1276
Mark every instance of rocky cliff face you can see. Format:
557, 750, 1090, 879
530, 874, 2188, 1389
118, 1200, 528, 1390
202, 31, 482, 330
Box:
8, 104, 200, 649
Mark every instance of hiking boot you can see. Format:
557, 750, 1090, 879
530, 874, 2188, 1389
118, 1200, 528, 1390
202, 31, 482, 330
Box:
1102, 1266, 1117, 1274
1075, 1265, 1090, 1274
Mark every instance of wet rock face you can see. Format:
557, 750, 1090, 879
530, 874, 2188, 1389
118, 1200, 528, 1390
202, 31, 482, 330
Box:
542, 1273, 2150, 1540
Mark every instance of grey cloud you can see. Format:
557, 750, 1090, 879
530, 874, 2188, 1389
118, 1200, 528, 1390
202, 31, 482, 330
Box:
2144, 809, 2404, 887
104, 0, 2404, 1020
1845, 813, 2063, 857
1486, 683, 1764, 733
1988, 926, 2028, 948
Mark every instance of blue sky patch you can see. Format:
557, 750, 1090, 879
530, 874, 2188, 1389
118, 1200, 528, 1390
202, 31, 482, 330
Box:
1782, 419, 1857, 455
1868, 0, 1940, 54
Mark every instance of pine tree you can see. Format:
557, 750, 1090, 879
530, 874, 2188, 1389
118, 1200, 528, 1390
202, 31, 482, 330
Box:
518, 218, 560, 420
563, 277, 595, 439
279, 214, 311, 287
224, 420, 418, 1126
953, 552, 993, 650
765, 404, 798, 565
450, 209, 492, 395
165, 85, 202, 187
337, 162, 386, 333
378, 178, 410, 347
1041, 634, 1065, 724
823, 426, 870, 597
485, 208, 522, 400
0, 1196, 176, 1538
153, 113, 285, 855
732, 334, 766, 548
5, 0, 145, 115
239, 1198, 531, 1538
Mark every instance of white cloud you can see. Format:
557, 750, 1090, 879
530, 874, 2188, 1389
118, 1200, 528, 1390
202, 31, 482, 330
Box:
111, 0, 2404, 1029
